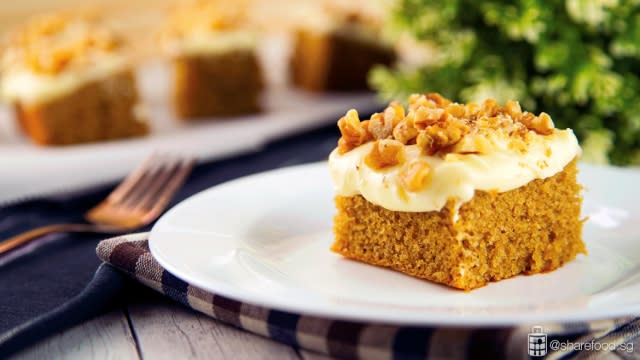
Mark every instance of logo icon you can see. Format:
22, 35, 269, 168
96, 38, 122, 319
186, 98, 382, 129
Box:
528, 326, 547, 357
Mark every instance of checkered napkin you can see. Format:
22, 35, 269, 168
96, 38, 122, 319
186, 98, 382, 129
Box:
96, 233, 639, 360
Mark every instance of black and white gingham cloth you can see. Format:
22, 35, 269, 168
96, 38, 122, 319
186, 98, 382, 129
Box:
97, 233, 640, 359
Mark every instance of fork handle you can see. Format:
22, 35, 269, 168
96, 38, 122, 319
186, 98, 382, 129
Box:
0, 223, 123, 255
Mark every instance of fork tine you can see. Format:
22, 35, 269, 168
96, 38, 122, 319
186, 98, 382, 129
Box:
116, 158, 169, 209
116, 164, 164, 209
132, 157, 182, 211
141, 157, 194, 223
107, 153, 159, 204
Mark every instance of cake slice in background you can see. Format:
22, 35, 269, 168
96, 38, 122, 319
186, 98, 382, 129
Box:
0, 12, 149, 146
160, 0, 263, 120
329, 93, 585, 290
290, 3, 396, 92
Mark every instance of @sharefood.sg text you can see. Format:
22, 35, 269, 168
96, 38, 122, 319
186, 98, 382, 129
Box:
527, 326, 634, 357
549, 339, 634, 353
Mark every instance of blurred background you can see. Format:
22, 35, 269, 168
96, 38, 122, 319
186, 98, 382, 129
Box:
2, 0, 640, 169
0, 0, 385, 60
0, 0, 396, 203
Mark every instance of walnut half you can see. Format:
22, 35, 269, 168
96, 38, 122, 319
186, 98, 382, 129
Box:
364, 139, 405, 170
337, 109, 370, 154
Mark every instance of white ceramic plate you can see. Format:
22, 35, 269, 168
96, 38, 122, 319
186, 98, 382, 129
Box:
149, 162, 640, 326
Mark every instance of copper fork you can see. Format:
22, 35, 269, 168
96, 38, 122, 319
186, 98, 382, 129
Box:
0, 154, 194, 255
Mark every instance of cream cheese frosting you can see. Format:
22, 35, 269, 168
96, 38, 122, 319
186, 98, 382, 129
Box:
0, 13, 131, 105
329, 93, 584, 213
0, 55, 128, 104
162, 31, 257, 56
329, 127, 580, 213
159, 0, 258, 57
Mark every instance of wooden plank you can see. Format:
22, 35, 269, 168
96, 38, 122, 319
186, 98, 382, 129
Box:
127, 298, 300, 360
10, 310, 139, 360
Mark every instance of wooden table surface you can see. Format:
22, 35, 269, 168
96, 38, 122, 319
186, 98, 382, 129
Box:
10, 296, 330, 360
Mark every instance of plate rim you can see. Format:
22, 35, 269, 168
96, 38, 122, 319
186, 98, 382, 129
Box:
149, 161, 640, 327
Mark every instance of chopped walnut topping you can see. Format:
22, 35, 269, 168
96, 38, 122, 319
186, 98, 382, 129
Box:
337, 109, 370, 154
392, 119, 419, 144
407, 94, 424, 108
464, 102, 481, 119
452, 133, 492, 154
425, 93, 452, 107
445, 103, 466, 118
418, 119, 470, 155
416, 131, 436, 155
368, 112, 393, 140
503, 100, 522, 121
161, 0, 249, 41
335, 93, 558, 158
526, 112, 555, 135
479, 98, 500, 117
364, 140, 405, 169
385, 101, 405, 126
520, 111, 535, 124
408, 94, 437, 111
399, 160, 433, 192
3, 13, 123, 74
413, 107, 445, 130
518, 111, 554, 135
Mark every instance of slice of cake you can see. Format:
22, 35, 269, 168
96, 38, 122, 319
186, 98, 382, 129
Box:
0, 13, 149, 146
290, 6, 395, 92
329, 93, 585, 290
160, 0, 263, 119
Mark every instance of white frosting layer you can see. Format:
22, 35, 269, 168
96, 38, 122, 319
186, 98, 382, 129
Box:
0, 55, 128, 104
163, 31, 257, 56
329, 129, 581, 212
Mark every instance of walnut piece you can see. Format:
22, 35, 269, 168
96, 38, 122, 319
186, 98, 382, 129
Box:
334, 92, 558, 157
503, 100, 522, 121
399, 160, 433, 192
479, 98, 500, 117
337, 109, 369, 154
413, 107, 444, 130
416, 132, 436, 155
464, 102, 481, 119
451, 133, 492, 154
5, 13, 123, 75
425, 93, 452, 107
526, 112, 555, 135
368, 112, 393, 140
445, 103, 466, 118
364, 140, 405, 170
384, 101, 405, 126
163, 0, 247, 38
392, 119, 419, 144
417, 119, 470, 155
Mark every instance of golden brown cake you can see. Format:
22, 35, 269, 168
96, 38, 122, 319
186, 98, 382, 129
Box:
0, 13, 149, 146
160, 0, 263, 120
290, 8, 395, 92
329, 93, 585, 290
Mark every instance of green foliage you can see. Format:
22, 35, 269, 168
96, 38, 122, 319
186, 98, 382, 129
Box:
371, 0, 640, 165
